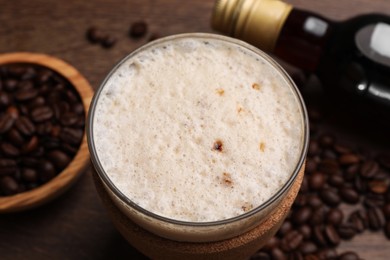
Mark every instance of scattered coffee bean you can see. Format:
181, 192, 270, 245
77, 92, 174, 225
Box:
367, 206, 386, 231
102, 35, 117, 49
337, 223, 356, 239
320, 188, 341, 207
308, 171, 325, 190
86, 26, 105, 43
252, 106, 390, 259
360, 160, 379, 178
323, 224, 340, 246
326, 208, 343, 226
129, 21, 148, 38
0, 63, 85, 196
339, 187, 360, 204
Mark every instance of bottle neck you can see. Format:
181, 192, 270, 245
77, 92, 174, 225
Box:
212, 0, 293, 52
273, 8, 334, 72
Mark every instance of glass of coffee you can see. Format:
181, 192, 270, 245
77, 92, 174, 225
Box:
87, 33, 308, 258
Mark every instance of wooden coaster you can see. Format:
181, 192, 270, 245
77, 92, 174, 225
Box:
93, 164, 304, 260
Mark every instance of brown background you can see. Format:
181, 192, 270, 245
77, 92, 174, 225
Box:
1, 0, 390, 259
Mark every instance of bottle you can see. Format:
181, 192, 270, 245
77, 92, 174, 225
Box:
211, 0, 390, 122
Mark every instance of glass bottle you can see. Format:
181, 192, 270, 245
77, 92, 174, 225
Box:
212, 0, 390, 121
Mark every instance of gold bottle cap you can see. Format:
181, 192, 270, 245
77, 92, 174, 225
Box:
212, 0, 292, 52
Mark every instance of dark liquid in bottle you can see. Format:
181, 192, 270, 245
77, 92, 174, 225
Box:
274, 9, 390, 122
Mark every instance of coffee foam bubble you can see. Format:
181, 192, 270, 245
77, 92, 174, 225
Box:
93, 37, 304, 222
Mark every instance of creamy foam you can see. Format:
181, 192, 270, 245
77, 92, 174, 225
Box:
92, 37, 304, 222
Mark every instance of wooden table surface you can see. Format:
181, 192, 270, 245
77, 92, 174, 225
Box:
1, 0, 390, 259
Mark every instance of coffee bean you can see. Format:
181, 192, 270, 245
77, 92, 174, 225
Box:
337, 223, 356, 240
102, 35, 117, 48
0, 176, 19, 195
348, 210, 367, 233
318, 159, 340, 175
298, 224, 311, 239
15, 87, 38, 101
28, 96, 46, 110
60, 112, 79, 126
326, 208, 343, 226
36, 69, 53, 84
31, 106, 54, 122
339, 252, 359, 260
324, 224, 340, 246
277, 221, 292, 237
360, 160, 379, 178
299, 242, 317, 255
367, 206, 386, 231
368, 179, 389, 194
59, 127, 83, 145
0, 113, 15, 134
307, 194, 323, 208
312, 225, 327, 247
36, 121, 53, 136
0, 91, 11, 107
328, 174, 344, 188
7, 128, 25, 146
270, 248, 286, 260
281, 230, 303, 251
339, 187, 360, 204
334, 143, 352, 154
0, 159, 17, 175
292, 206, 312, 226
310, 207, 325, 225
316, 248, 337, 259
322, 148, 338, 160
261, 236, 279, 252
305, 158, 317, 174
129, 21, 148, 38
21, 168, 38, 183
318, 134, 335, 148
320, 188, 341, 207
354, 175, 367, 193
86, 26, 105, 43
47, 150, 71, 170
4, 79, 18, 91
15, 116, 35, 136
22, 136, 39, 154
339, 153, 360, 165
1, 142, 20, 157
364, 193, 385, 208
308, 171, 325, 190
308, 140, 320, 156
39, 160, 56, 183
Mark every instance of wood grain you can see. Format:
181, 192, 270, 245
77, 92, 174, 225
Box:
0, 0, 389, 259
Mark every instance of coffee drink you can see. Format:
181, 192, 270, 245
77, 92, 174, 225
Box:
88, 33, 308, 242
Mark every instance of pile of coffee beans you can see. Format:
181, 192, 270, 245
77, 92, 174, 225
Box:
251, 107, 390, 260
0, 63, 85, 196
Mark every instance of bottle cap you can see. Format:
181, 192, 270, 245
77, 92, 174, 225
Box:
212, 0, 292, 52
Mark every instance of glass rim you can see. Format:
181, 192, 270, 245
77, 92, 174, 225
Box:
87, 32, 309, 228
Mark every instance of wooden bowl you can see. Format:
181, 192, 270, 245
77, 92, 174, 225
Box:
0, 52, 94, 213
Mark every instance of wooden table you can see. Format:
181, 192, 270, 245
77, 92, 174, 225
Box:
1, 0, 390, 259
